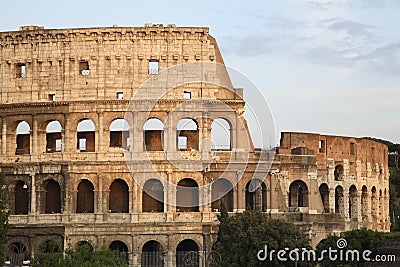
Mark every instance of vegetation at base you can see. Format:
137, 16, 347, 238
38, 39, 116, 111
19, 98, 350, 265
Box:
213, 203, 312, 267
31, 242, 128, 267
0, 173, 10, 265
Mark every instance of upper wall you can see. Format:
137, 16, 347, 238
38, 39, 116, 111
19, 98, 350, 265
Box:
0, 24, 233, 104
279, 132, 388, 167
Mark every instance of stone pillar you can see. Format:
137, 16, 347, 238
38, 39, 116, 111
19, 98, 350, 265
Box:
97, 112, 103, 153
30, 174, 36, 214
1, 117, 6, 155
31, 115, 38, 155
357, 192, 362, 223
329, 188, 335, 213
344, 192, 350, 218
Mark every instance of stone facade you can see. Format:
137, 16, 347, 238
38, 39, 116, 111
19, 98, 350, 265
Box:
0, 25, 389, 266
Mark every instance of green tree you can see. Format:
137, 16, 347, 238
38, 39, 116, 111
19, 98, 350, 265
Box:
214, 209, 311, 267
0, 173, 10, 265
31, 242, 128, 267
316, 228, 383, 267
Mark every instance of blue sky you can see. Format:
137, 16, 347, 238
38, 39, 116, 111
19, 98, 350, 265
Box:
1, 0, 399, 145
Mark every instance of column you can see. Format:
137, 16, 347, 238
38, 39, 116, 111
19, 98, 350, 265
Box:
1, 117, 6, 155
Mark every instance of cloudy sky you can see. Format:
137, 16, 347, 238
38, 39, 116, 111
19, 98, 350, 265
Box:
1, 0, 399, 145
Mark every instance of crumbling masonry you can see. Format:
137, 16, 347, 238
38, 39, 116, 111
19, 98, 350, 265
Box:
0, 24, 389, 266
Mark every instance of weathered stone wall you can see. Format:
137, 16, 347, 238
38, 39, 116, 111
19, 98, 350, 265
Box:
0, 25, 390, 266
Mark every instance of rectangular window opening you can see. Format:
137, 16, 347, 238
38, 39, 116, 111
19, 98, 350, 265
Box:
117, 92, 124, 100
184, 91, 191, 99
319, 140, 325, 153
16, 64, 26, 78
49, 94, 56, 101
149, 61, 159, 75
178, 136, 188, 150
55, 139, 62, 152
350, 142, 355, 155
79, 61, 90, 76
79, 138, 87, 151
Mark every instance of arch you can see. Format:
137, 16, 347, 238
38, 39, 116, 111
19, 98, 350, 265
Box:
76, 241, 93, 251
45, 180, 61, 214
361, 185, 368, 222
289, 180, 308, 209
76, 180, 94, 213
110, 240, 129, 262
16, 121, 30, 155
335, 185, 344, 215
176, 239, 199, 267
319, 183, 329, 213
109, 179, 129, 213
334, 164, 344, 181
77, 119, 95, 152
177, 118, 199, 151
142, 240, 164, 267
142, 179, 164, 212
109, 119, 130, 148
46, 120, 62, 152
245, 179, 267, 211
349, 185, 358, 219
211, 178, 234, 212
176, 178, 199, 212
211, 118, 232, 151
144, 118, 164, 151
7, 242, 29, 267
9, 180, 29, 215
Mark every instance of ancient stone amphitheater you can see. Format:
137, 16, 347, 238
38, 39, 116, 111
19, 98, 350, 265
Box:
0, 24, 389, 266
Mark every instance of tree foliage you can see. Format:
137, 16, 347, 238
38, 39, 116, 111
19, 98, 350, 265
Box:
0, 173, 10, 265
32, 242, 128, 267
316, 228, 383, 267
214, 207, 311, 267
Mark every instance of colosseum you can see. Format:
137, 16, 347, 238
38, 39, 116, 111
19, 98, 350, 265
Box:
0, 24, 390, 266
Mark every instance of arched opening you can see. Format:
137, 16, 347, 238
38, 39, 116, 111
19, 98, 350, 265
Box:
335, 185, 344, 215
289, 180, 308, 210
334, 164, 344, 181
177, 118, 198, 151
319, 183, 329, 213
46, 120, 62, 152
176, 239, 199, 267
76, 241, 93, 252
110, 119, 130, 148
144, 118, 164, 151
7, 242, 29, 267
76, 180, 94, 213
349, 185, 358, 219
142, 179, 164, 212
109, 179, 129, 213
110, 240, 129, 262
45, 180, 61, 214
176, 179, 199, 212
211, 178, 234, 212
361, 185, 368, 222
245, 179, 267, 211
10, 180, 29, 215
77, 119, 95, 152
211, 118, 231, 151
16, 121, 30, 155
142, 240, 164, 267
